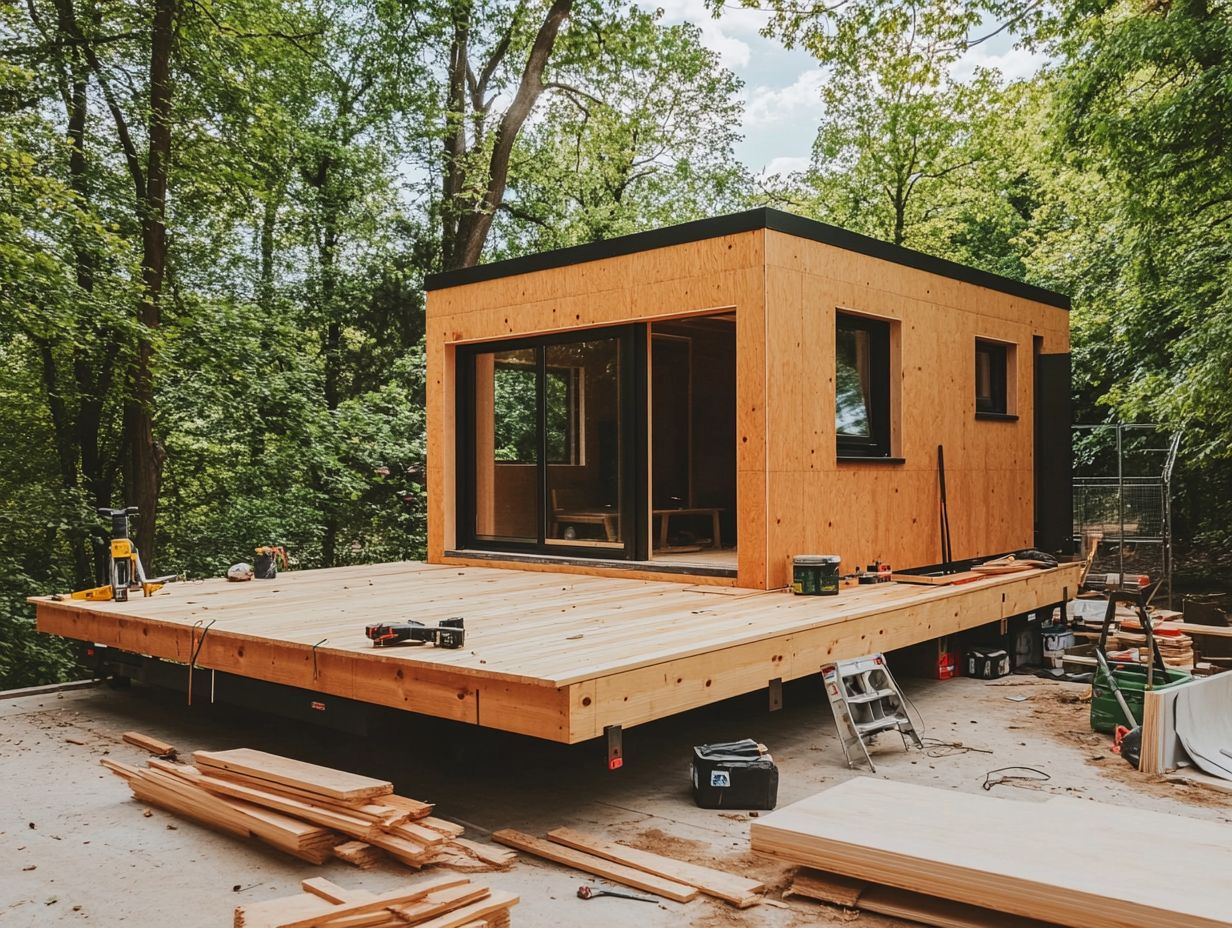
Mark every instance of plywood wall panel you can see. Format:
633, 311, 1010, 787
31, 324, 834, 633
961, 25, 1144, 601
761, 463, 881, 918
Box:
763, 232, 1068, 580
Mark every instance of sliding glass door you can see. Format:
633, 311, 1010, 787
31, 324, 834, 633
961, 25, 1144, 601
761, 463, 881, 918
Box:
457, 325, 646, 559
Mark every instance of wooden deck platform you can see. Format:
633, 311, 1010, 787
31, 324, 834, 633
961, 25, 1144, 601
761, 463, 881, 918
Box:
33, 561, 1082, 743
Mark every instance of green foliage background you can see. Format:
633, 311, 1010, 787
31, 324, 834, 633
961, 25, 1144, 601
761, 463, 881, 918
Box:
2, 0, 1229, 688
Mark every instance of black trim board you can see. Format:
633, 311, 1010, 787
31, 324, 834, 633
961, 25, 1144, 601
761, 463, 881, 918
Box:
423, 207, 1071, 310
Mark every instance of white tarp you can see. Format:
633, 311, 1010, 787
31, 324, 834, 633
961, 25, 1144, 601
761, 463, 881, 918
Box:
1175, 671, 1232, 781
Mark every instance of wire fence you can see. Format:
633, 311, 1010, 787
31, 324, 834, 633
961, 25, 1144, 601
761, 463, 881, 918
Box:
1073, 424, 1181, 606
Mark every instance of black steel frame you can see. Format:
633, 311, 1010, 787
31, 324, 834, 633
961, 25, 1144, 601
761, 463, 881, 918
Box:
455, 323, 649, 561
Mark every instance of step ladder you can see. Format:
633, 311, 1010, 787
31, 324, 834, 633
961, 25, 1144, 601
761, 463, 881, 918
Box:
822, 653, 922, 772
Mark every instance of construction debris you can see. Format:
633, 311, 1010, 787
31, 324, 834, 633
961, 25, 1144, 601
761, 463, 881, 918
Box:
492, 829, 698, 903
492, 826, 763, 907
784, 867, 1055, 928
546, 827, 765, 907
233, 875, 517, 928
122, 731, 177, 757
101, 747, 515, 873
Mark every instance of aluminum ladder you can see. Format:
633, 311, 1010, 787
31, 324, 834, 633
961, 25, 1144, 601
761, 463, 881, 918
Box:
822, 653, 922, 772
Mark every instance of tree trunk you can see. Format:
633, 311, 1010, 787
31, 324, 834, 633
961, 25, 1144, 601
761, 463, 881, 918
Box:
442, 0, 574, 269
126, 0, 177, 562
440, 4, 471, 269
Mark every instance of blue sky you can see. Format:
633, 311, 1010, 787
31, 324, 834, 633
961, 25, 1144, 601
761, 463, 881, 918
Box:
645, 1, 1048, 176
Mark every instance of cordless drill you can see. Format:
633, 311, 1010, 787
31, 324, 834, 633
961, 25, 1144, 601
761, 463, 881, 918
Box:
365, 617, 466, 649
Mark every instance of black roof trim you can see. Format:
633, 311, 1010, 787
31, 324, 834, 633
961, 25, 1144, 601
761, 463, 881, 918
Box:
423, 207, 1070, 310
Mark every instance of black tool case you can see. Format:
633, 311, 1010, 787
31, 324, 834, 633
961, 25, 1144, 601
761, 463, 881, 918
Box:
691, 739, 779, 810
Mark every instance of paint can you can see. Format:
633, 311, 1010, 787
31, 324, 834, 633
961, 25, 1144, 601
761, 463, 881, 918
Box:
792, 555, 842, 595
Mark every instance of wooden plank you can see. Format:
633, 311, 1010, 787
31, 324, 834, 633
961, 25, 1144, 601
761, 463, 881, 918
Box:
491, 829, 698, 902
410, 890, 518, 928
751, 778, 1232, 928
122, 731, 176, 755
194, 749, 392, 801
861, 884, 1061, 928
546, 827, 762, 907
233, 877, 471, 928
301, 878, 368, 905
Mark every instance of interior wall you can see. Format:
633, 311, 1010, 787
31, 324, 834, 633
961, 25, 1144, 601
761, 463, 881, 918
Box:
762, 231, 1071, 588
652, 317, 738, 547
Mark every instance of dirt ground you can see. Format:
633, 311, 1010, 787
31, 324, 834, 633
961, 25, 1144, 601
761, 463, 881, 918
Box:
2, 671, 1228, 927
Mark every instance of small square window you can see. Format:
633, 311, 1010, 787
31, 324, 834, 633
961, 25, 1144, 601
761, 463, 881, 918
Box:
975, 340, 1009, 415
836, 313, 892, 457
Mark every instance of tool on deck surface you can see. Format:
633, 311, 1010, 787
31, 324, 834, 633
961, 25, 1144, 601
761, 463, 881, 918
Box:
822, 653, 922, 772
364, 617, 465, 649
71, 507, 175, 602
577, 885, 657, 903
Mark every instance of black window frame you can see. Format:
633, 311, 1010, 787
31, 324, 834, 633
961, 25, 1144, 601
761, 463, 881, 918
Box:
975, 339, 1009, 416
835, 312, 892, 459
455, 324, 648, 561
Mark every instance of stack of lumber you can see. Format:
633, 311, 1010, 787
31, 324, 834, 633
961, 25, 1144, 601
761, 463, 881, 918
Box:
784, 867, 1057, 928
234, 875, 517, 928
750, 777, 1232, 928
492, 827, 764, 907
1138, 632, 1194, 668
103, 742, 515, 873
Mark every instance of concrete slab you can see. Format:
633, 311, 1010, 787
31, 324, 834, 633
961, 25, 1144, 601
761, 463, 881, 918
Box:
2, 673, 1228, 927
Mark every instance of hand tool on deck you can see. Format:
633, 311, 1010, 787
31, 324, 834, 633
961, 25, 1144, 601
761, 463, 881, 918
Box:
71, 507, 175, 602
576, 884, 657, 903
364, 617, 465, 649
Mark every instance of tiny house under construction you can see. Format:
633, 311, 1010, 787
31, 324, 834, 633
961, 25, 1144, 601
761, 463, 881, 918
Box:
426, 207, 1074, 589
34, 209, 1080, 747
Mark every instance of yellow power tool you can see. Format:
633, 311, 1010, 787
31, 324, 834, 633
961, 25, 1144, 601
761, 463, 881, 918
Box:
71, 507, 175, 602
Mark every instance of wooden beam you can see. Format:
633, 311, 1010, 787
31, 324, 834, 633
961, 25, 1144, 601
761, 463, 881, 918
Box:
547, 827, 763, 906
194, 749, 392, 801
491, 829, 698, 902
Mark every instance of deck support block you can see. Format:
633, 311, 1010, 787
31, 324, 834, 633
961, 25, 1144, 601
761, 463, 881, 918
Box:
605, 724, 623, 771
769, 677, 783, 711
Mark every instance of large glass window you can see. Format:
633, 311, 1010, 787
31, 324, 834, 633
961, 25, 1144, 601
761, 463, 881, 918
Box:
458, 326, 643, 558
836, 313, 891, 457
474, 347, 537, 543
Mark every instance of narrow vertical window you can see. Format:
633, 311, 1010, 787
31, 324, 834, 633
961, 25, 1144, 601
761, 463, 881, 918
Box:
836, 313, 891, 457
975, 340, 1009, 416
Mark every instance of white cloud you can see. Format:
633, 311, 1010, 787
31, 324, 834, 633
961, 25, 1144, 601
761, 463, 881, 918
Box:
744, 68, 825, 127
645, 0, 756, 70
952, 41, 1049, 83
759, 155, 810, 177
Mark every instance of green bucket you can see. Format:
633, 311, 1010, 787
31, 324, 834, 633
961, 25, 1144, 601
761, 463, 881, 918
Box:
792, 555, 841, 596
1090, 662, 1192, 733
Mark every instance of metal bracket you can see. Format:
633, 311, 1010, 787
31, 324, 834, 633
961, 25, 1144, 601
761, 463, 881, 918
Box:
768, 677, 783, 711
604, 724, 623, 771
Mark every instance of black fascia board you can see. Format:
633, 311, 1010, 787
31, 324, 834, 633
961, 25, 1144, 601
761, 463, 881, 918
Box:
423, 206, 1071, 310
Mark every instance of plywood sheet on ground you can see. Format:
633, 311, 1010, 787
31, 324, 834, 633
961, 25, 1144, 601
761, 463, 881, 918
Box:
750, 777, 1232, 928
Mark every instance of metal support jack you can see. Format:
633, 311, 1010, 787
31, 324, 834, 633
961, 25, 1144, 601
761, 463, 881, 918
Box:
768, 677, 783, 711
605, 725, 623, 771
822, 653, 922, 772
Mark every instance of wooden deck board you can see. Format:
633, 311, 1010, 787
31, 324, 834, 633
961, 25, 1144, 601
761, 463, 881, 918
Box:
32, 561, 1081, 743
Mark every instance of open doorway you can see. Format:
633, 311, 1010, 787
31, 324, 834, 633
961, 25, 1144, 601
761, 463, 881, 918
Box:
650, 313, 737, 570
